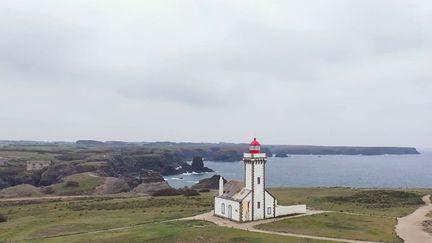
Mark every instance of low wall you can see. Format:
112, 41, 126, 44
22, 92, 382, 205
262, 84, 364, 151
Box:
275, 204, 306, 217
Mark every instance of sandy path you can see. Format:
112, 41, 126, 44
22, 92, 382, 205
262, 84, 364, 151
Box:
396, 195, 432, 243
181, 210, 379, 243
0, 194, 148, 202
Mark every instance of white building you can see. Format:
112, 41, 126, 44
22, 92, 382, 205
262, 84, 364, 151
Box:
214, 138, 306, 222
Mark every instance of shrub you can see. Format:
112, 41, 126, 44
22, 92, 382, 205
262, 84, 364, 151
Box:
199, 188, 210, 193
325, 190, 423, 206
65, 181, 79, 187
152, 188, 182, 197
183, 189, 200, 197
0, 213, 7, 223
40, 186, 55, 194
55, 153, 89, 161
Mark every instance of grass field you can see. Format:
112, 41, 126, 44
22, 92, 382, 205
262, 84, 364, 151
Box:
269, 187, 430, 217
0, 187, 429, 242
257, 212, 400, 242
0, 194, 213, 242
258, 188, 431, 242
29, 220, 332, 243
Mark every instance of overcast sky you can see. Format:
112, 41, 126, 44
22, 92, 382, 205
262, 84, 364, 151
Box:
0, 1, 431, 147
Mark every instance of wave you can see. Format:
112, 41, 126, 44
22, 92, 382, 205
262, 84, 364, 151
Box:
181, 171, 203, 175
164, 177, 183, 180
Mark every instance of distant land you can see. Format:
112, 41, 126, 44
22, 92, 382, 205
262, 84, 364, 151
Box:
0, 140, 420, 157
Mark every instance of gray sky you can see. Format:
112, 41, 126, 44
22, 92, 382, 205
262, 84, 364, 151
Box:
0, 1, 431, 147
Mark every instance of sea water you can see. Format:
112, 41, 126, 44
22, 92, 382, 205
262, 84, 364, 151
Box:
164, 149, 432, 189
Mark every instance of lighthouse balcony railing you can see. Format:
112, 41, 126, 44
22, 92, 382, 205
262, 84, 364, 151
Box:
243, 153, 266, 158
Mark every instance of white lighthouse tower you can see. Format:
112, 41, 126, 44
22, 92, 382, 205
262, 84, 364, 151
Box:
244, 138, 267, 220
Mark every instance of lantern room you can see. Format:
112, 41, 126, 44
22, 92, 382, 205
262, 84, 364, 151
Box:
249, 138, 261, 153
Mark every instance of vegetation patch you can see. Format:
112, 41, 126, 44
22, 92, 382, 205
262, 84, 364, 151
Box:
422, 220, 432, 235
51, 172, 105, 195
0, 184, 43, 198
324, 190, 423, 208
65, 181, 80, 187
55, 153, 90, 161
36, 220, 330, 243
66, 196, 211, 211
0, 194, 214, 242
269, 187, 429, 217
152, 188, 182, 197
182, 189, 200, 197
0, 213, 7, 223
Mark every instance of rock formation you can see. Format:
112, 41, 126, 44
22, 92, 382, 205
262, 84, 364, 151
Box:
192, 175, 227, 190
95, 177, 130, 194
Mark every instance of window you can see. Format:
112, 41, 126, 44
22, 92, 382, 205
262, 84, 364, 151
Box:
267, 207, 272, 215
221, 203, 225, 214
257, 177, 260, 184
257, 202, 260, 209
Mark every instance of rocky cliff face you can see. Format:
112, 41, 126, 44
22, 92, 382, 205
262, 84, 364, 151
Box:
109, 153, 183, 176
141, 170, 165, 183
192, 175, 227, 190
109, 154, 213, 176
178, 157, 213, 174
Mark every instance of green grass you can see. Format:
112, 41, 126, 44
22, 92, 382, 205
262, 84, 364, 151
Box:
257, 212, 401, 242
0, 194, 214, 242
269, 187, 429, 217
51, 173, 105, 195
0, 187, 429, 242
28, 220, 332, 243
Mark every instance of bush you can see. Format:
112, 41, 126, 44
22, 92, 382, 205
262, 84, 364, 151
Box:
40, 186, 55, 194
325, 190, 423, 206
152, 188, 182, 197
0, 213, 7, 223
65, 181, 79, 187
199, 188, 210, 193
55, 153, 89, 161
183, 189, 200, 197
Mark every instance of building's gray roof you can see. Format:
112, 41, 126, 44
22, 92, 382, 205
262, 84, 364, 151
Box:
220, 180, 251, 202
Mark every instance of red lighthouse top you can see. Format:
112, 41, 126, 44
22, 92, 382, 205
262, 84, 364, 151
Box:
249, 138, 261, 153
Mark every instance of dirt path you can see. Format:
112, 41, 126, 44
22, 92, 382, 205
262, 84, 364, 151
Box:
396, 195, 432, 243
0, 194, 148, 202
181, 210, 379, 243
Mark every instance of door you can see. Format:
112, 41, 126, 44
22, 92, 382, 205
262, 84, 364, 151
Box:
228, 205, 232, 219
244, 201, 250, 221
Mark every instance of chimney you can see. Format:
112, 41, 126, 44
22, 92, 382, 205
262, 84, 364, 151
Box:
219, 176, 224, 196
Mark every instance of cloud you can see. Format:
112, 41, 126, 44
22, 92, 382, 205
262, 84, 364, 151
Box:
0, 0, 431, 146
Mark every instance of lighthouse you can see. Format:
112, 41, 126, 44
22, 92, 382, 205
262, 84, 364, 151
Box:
214, 138, 306, 222
244, 138, 267, 220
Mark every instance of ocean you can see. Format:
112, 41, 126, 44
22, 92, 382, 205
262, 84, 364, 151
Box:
164, 149, 432, 189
